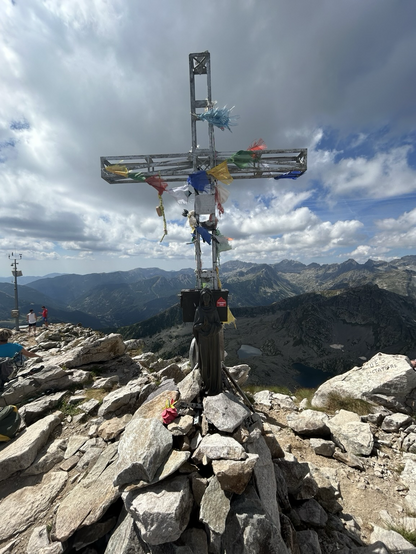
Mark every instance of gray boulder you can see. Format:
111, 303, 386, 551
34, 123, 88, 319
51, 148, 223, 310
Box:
0, 413, 62, 481
0, 472, 68, 542
200, 475, 231, 534
226, 364, 250, 386
114, 417, 173, 486
1, 366, 90, 406
98, 377, 149, 418
327, 410, 374, 456
221, 485, 290, 554
177, 367, 202, 403
312, 353, 416, 413
381, 412, 413, 432
19, 391, 67, 425
212, 454, 258, 495
203, 392, 251, 433
193, 433, 247, 464
123, 475, 193, 545
51, 333, 126, 369
286, 410, 331, 438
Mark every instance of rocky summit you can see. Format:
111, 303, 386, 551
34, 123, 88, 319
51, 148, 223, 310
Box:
1, 325, 416, 552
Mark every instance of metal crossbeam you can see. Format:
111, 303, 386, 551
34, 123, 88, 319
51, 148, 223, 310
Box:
100, 149, 307, 184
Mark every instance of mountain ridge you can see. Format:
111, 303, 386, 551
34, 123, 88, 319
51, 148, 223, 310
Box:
2, 255, 416, 330
120, 283, 416, 389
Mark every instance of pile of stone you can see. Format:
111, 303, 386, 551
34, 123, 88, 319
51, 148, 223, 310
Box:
0, 325, 415, 553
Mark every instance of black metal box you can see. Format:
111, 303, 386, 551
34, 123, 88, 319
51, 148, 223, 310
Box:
180, 289, 229, 322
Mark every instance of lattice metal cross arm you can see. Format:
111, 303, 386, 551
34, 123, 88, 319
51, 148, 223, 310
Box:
100, 148, 307, 184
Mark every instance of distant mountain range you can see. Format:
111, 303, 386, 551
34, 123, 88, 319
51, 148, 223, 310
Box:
119, 283, 416, 389
3, 256, 416, 388
0, 273, 64, 285
1, 255, 416, 332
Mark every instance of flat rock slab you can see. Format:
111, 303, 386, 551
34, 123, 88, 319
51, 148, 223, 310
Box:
200, 475, 230, 534
1, 366, 90, 406
54, 443, 120, 542
0, 413, 62, 482
98, 377, 148, 418
0, 471, 68, 541
193, 433, 247, 463
52, 333, 126, 369
23, 438, 67, 476
203, 392, 251, 433
177, 368, 202, 404
133, 390, 179, 422
64, 435, 89, 459
124, 449, 191, 492
381, 413, 413, 432
20, 391, 67, 425
98, 414, 132, 441
286, 410, 330, 438
114, 417, 173, 486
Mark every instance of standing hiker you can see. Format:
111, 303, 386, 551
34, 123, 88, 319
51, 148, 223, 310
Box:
40, 305, 49, 328
26, 309, 37, 336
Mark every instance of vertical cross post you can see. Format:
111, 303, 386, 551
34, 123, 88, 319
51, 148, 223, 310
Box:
189, 52, 219, 290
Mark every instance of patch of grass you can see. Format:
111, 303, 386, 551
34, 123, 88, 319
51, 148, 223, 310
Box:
322, 392, 373, 416
243, 384, 292, 396
293, 387, 316, 406
129, 348, 143, 357
89, 365, 107, 378
57, 399, 82, 417
386, 522, 416, 546
83, 388, 107, 402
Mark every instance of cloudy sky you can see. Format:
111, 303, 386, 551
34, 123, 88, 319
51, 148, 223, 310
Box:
1, 0, 416, 277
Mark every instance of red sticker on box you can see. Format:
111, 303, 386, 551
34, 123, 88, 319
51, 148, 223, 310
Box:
216, 297, 227, 307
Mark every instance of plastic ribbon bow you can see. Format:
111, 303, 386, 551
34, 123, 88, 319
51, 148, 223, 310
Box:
161, 398, 178, 425
196, 106, 239, 131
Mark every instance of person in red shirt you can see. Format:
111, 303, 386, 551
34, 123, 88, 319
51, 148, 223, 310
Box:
40, 306, 48, 328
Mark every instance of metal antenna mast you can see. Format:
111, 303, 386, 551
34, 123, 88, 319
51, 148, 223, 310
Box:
100, 50, 307, 312
8, 252, 22, 331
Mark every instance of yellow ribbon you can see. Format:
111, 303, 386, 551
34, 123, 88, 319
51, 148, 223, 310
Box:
158, 194, 168, 242
104, 164, 129, 177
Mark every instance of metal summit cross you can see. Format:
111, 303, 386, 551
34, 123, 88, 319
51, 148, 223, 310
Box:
100, 51, 307, 309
